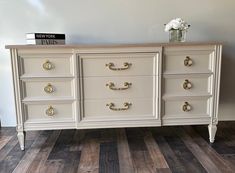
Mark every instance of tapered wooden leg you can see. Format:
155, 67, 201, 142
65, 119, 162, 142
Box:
208, 124, 217, 143
17, 131, 25, 150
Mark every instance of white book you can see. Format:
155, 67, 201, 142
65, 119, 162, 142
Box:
26, 39, 65, 45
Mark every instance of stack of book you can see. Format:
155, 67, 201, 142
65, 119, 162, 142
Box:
26, 33, 65, 45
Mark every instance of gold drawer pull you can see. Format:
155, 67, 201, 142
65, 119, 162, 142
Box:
45, 106, 55, 116
105, 62, 132, 71
183, 80, 192, 90
43, 60, 53, 70
44, 83, 54, 93
182, 102, 192, 112
106, 82, 132, 90
106, 102, 132, 111
184, 56, 193, 66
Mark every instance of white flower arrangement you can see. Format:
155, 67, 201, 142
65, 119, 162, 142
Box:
164, 18, 190, 32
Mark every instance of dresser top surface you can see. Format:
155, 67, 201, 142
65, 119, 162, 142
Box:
5, 42, 222, 49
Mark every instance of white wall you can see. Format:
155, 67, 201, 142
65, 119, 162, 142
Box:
0, 0, 235, 126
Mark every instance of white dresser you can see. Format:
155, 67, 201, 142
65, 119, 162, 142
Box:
6, 43, 222, 150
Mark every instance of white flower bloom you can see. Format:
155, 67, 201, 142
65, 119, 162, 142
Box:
164, 23, 172, 32
172, 21, 181, 29
164, 18, 190, 32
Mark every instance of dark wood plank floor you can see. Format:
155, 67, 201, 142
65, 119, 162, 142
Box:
0, 122, 235, 173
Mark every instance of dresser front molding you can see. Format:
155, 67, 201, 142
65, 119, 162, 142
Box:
6, 43, 222, 150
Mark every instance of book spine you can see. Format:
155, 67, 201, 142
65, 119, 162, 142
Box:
26, 39, 65, 45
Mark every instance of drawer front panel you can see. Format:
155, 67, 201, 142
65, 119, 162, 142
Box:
83, 76, 154, 99
25, 102, 74, 121
163, 75, 212, 96
22, 79, 74, 100
83, 98, 155, 120
163, 98, 211, 118
80, 53, 157, 77
19, 54, 74, 77
163, 50, 215, 74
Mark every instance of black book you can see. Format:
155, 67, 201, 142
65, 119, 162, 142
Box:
26, 33, 65, 40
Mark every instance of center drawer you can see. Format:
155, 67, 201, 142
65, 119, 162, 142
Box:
82, 98, 155, 120
83, 76, 154, 99
79, 53, 157, 77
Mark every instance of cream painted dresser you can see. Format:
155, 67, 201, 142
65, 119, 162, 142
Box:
6, 43, 222, 150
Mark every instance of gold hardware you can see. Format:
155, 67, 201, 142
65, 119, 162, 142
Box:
183, 79, 192, 90
106, 82, 132, 90
105, 62, 132, 71
44, 83, 54, 93
43, 60, 53, 70
182, 102, 192, 112
184, 56, 193, 66
45, 106, 55, 116
106, 102, 132, 111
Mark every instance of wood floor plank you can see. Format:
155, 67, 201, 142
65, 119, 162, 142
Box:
154, 135, 187, 173
193, 125, 235, 154
58, 130, 84, 173
116, 129, 135, 173
183, 126, 235, 173
41, 159, 64, 173
126, 128, 156, 173
77, 131, 100, 173
0, 136, 12, 150
69, 130, 85, 152
0, 135, 18, 162
0, 138, 34, 173
177, 127, 222, 173
26, 130, 61, 173
49, 130, 81, 173
221, 154, 235, 171
143, 129, 170, 172
0, 127, 16, 150
47, 130, 78, 161
1, 123, 235, 173
0, 127, 16, 137
214, 124, 235, 151
164, 135, 207, 173
156, 168, 172, 173
12, 131, 49, 173
100, 129, 116, 143
99, 141, 119, 173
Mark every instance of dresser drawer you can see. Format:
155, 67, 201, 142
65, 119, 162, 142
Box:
19, 54, 74, 77
83, 76, 154, 99
82, 98, 155, 120
22, 78, 75, 100
80, 53, 157, 77
163, 74, 212, 97
163, 48, 215, 74
24, 102, 75, 122
162, 98, 211, 118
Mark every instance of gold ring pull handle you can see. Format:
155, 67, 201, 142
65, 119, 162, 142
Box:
184, 56, 193, 66
106, 82, 132, 90
105, 62, 132, 71
182, 102, 192, 112
45, 106, 55, 116
106, 102, 132, 111
183, 80, 192, 90
44, 83, 54, 93
43, 60, 53, 70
